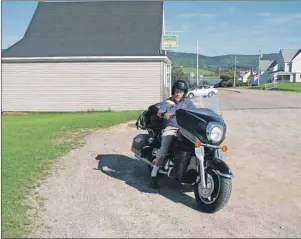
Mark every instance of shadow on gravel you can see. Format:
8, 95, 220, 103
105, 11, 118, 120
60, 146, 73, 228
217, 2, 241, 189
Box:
95, 154, 201, 212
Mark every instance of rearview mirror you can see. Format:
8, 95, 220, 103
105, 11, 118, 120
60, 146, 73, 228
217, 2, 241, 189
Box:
164, 100, 176, 108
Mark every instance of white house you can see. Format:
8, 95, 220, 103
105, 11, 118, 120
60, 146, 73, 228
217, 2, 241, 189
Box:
2, 1, 172, 112
252, 49, 301, 85
291, 50, 301, 82
252, 60, 275, 85
240, 70, 252, 83
276, 48, 301, 82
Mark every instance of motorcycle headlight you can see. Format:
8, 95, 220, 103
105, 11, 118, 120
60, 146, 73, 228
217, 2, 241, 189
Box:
209, 127, 223, 143
206, 123, 224, 144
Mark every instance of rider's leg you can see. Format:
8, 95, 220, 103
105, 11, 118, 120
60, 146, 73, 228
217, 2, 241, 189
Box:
151, 135, 173, 174
150, 127, 178, 188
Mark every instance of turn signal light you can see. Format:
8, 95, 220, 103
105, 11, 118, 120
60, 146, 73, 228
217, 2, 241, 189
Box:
194, 141, 201, 148
221, 145, 228, 152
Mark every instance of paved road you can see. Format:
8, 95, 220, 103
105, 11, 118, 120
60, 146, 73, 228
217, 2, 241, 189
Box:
28, 89, 301, 238
219, 88, 301, 110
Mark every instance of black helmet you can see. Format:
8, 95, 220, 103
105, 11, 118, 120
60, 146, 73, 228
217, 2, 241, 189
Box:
172, 80, 189, 97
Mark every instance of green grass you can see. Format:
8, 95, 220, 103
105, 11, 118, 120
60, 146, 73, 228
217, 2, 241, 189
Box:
2, 110, 141, 238
276, 82, 301, 92
181, 66, 217, 77
245, 82, 301, 92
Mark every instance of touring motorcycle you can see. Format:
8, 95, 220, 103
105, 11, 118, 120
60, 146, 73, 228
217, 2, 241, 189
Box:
131, 94, 233, 213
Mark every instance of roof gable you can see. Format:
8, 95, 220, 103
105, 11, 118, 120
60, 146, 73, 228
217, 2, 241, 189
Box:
280, 48, 301, 62
291, 49, 301, 62
259, 60, 274, 71
269, 60, 277, 68
3, 1, 164, 58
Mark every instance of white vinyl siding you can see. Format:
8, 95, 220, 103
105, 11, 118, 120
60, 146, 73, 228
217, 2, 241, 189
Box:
2, 61, 166, 112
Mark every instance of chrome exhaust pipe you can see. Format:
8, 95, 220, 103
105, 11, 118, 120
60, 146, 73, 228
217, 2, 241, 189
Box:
134, 154, 168, 175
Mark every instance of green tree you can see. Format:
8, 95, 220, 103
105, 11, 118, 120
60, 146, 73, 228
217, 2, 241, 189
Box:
220, 74, 232, 81
171, 65, 189, 85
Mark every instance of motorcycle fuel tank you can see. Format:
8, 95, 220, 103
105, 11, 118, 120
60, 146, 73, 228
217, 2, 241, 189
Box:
176, 108, 226, 143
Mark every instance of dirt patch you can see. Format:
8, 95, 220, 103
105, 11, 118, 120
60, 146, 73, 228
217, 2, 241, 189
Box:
2, 112, 30, 116
51, 121, 137, 144
25, 91, 301, 238
219, 88, 242, 93
125, 121, 137, 128
52, 129, 96, 144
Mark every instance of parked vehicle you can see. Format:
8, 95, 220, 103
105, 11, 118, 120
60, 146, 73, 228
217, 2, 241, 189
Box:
186, 85, 218, 99
132, 94, 233, 214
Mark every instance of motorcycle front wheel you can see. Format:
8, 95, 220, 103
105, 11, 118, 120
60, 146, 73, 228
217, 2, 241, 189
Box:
194, 170, 232, 213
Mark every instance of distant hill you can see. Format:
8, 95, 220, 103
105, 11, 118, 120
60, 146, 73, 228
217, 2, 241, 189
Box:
166, 51, 279, 69
1, 47, 278, 70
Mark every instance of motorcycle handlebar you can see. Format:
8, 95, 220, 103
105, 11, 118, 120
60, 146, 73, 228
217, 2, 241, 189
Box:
163, 113, 175, 119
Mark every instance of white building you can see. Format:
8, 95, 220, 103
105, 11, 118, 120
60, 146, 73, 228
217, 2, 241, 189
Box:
2, 1, 172, 112
252, 49, 301, 85
276, 48, 301, 83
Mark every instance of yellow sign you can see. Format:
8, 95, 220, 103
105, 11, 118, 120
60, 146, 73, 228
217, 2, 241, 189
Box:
162, 35, 178, 50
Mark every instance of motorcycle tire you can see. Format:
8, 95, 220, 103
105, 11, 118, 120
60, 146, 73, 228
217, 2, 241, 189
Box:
194, 170, 232, 213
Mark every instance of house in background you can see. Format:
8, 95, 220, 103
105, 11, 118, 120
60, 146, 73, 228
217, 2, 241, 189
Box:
276, 48, 301, 83
239, 70, 252, 83
252, 48, 301, 85
2, 0, 172, 112
252, 59, 276, 85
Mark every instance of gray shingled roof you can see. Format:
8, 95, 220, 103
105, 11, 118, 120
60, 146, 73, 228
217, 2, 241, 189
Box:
269, 60, 277, 68
280, 48, 301, 62
259, 60, 274, 71
2, 1, 164, 58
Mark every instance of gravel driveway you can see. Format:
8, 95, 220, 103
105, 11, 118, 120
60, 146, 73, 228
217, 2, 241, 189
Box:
28, 89, 301, 238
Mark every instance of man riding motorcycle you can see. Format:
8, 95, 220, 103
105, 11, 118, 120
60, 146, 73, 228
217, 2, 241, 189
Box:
150, 80, 198, 189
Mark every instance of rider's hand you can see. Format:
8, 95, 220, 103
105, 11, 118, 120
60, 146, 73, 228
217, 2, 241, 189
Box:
164, 112, 174, 119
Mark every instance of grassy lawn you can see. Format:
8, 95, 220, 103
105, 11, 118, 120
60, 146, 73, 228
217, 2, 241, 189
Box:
245, 82, 301, 92
182, 66, 217, 77
2, 110, 141, 238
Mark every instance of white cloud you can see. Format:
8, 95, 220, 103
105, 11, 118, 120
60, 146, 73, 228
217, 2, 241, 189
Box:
168, 10, 301, 55
256, 12, 301, 25
273, 13, 301, 25
178, 12, 217, 18
165, 30, 185, 33
256, 12, 272, 17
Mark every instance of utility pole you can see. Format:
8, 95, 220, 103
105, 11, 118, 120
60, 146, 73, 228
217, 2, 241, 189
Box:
219, 52, 221, 79
257, 49, 261, 86
196, 40, 199, 86
234, 56, 237, 87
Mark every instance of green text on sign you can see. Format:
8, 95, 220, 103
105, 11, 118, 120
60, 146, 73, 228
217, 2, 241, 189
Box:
162, 35, 178, 50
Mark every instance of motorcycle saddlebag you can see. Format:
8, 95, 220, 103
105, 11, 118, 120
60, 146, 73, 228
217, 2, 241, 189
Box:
131, 134, 157, 157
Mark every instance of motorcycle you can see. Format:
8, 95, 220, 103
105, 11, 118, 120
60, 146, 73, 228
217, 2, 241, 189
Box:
131, 94, 233, 214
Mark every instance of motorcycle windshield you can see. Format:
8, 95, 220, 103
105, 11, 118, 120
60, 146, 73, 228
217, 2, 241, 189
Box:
190, 94, 221, 115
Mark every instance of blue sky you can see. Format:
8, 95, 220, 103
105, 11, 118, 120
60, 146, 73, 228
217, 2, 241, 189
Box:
2, 1, 301, 56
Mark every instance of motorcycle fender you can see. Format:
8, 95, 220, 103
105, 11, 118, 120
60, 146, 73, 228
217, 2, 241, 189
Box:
206, 158, 234, 178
